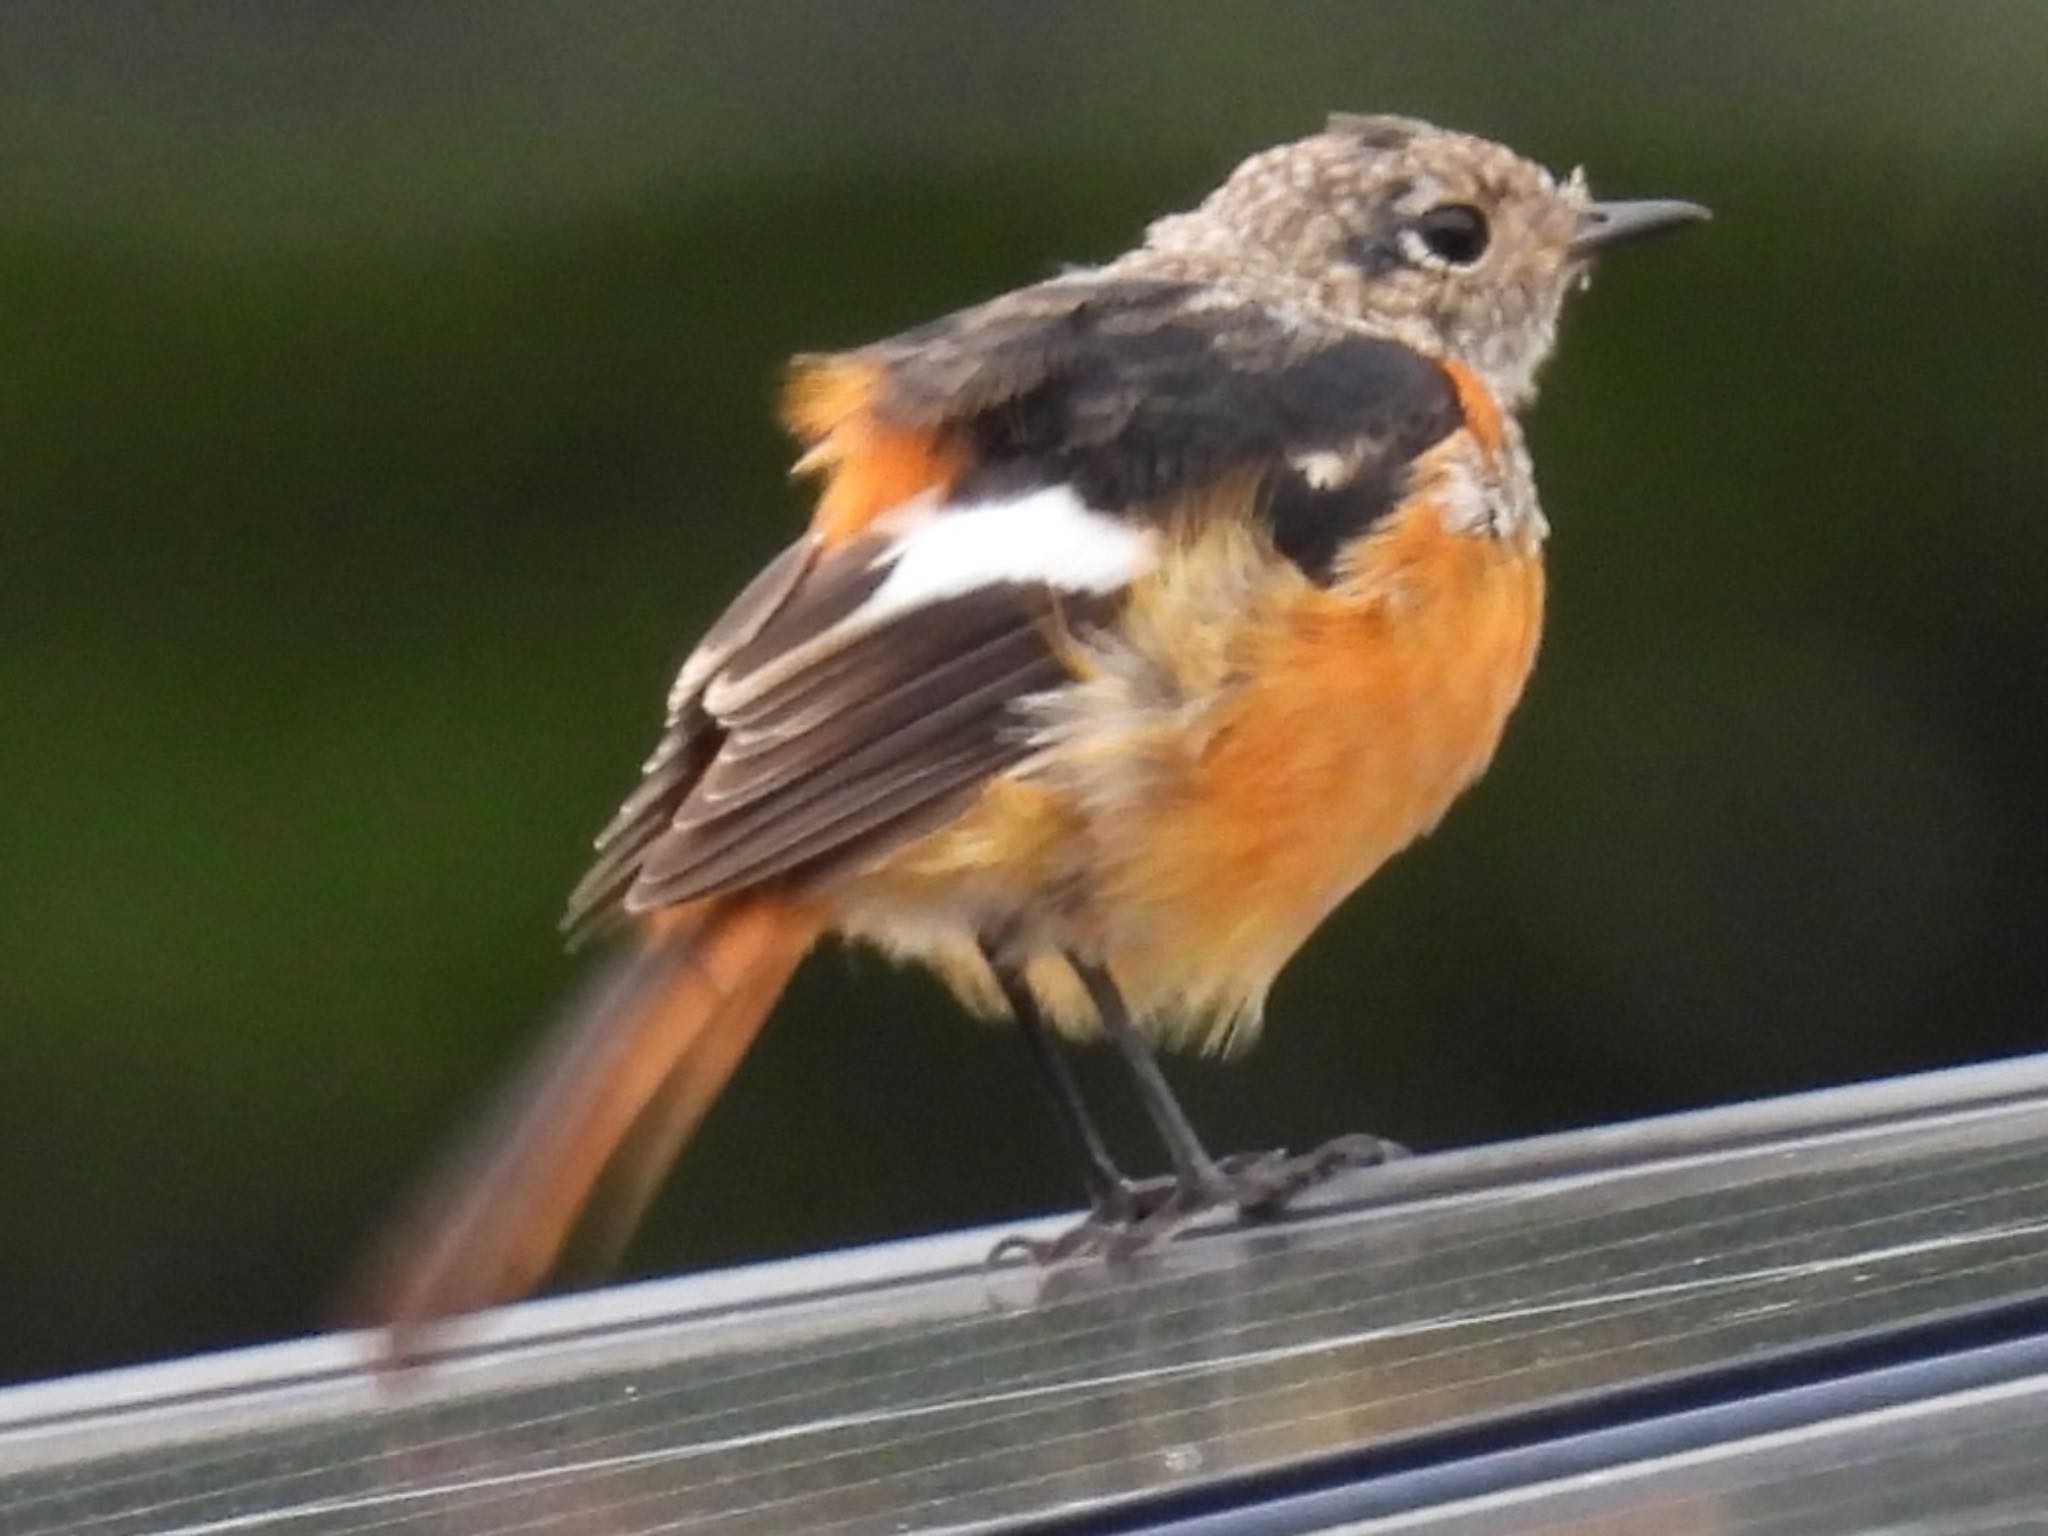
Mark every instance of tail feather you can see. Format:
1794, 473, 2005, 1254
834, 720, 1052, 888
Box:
343, 894, 815, 1357
569, 923, 813, 1283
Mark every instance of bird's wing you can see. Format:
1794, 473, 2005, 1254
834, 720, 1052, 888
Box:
565, 277, 1467, 933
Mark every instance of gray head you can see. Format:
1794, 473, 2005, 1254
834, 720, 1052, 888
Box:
1133, 114, 1707, 407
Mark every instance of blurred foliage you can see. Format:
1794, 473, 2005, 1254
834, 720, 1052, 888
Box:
3, 0, 2047, 1384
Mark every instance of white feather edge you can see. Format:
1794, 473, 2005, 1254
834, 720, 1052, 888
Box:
694, 485, 1155, 721
858, 485, 1155, 625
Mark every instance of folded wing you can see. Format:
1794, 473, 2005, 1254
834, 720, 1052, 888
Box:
567, 276, 1467, 934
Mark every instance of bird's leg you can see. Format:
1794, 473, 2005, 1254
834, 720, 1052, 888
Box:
985, 949, 1191, 1267
986, 952, 1150, 1216
1073, 956, 1410, 1230
989, 952, 1409, 1269
1069, 957, 1230, 1199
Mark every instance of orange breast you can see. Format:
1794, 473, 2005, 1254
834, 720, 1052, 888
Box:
1101, 494, 1546, 1043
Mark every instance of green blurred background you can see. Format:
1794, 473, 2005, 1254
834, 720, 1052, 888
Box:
5, 0, 2046, 1386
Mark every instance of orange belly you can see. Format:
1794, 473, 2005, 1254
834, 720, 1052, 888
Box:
1101, 503, 1545, 1045
834, 495, 1545, 1051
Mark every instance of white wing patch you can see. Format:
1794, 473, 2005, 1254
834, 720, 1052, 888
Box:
858, 485, 1155, 625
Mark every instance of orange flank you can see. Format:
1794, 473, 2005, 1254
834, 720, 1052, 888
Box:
784, 357, 967, 544
836, 456, 1547, 1054
1099, 481, 1544, 1045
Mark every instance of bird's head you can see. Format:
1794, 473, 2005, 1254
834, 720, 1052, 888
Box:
1139, 113, 1708, 407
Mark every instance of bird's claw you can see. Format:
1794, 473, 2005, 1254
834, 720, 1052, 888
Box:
988, 1173, 1185, 1266
987, 1131, 1408, 1269
1223, 1131, 1409, 1217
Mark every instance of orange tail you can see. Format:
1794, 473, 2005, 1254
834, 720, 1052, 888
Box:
345, 893, 816, 1356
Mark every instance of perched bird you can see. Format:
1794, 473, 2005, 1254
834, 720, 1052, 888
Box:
354, 113, 1706, 1343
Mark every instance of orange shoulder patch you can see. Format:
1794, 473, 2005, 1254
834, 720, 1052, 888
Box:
783, 356, 966, 545
782, 355, 883, 444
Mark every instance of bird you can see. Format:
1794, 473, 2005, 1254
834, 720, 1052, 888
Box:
350, 113, 1706, 1346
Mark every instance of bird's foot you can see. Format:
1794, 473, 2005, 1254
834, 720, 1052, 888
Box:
1217, 1131, 1409, 1218
987, 1132, 1408, 1268
987, 1174, 1185, 1266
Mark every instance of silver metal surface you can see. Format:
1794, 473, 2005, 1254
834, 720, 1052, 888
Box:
1334, 1369, 2048, 1534
5, 1053, 2048, 1535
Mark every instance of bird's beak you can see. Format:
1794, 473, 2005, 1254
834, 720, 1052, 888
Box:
1570, 198, 1711, 259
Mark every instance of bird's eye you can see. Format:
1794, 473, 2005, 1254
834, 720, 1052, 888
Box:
1412, 203, 1490, 265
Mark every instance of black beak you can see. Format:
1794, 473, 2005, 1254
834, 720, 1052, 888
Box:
1570, 198, 1711, 259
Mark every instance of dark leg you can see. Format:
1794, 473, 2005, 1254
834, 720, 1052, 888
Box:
985, 950, 1128, 1207
1068, 956, 1229, 1198
989, 952, 1410, 1270
1072, 952, 1410, 1222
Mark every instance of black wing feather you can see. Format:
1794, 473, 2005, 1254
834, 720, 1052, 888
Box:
564, 527, 1098, 934
865, 276, 1464, 560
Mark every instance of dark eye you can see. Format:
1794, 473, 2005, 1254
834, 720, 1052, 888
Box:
1413, 203, 1490, 265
